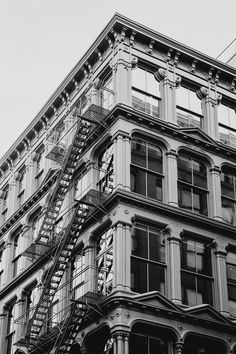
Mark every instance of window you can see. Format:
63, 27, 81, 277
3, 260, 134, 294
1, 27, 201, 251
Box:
130, 333, 168, 354
131, 138, 163, 201
97, 144, 114, 195
176, 86, 202, 128
24, 283, 37, 322
218, 103, 236, 148
71, 252, 85, 300
181, 237, 213, 306
221, 167, 236, 225
178, 154, 208, 216
99, 74, 114, 110
96, 228, 113, 295
17, 167, 26, 207
6, 300, 16, 354
1, 185, 9, 224
131, 223, 165, 294
12, 228, 22, 278
29, 208, 42, 241
132, 67, 160, 118
226, 251, 236, 316
75, 170, 89, 200
35, 148, 44, 188
0, 247, 4, 288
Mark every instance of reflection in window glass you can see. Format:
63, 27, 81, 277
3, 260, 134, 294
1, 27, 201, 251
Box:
131, 139, 163, 201
221, 167, 236, 225
218, 104, 236, 148
100, 75, 114, 110
226, 252, 236, 316
181, 238, 213, 306
176, 86, 202, 128
97, 144, 114, 195
71, 253, 85, 300
96, 229, 113, 295
132, 67, 160, 118
178, 154, 208, 215
131, 223, 165, 294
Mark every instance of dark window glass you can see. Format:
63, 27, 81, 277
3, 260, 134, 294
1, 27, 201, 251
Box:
131, 139, 163, 201
178, 155, 208, 216
226, 252, 236, 316
131, 223, 165, 294
181, 238, 213, 306
97, 144, 114, 195
130, 333, 168, 354
221, 167, 236, 225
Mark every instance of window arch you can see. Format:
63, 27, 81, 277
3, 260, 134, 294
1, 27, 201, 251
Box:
177, 153, 208, 216
131, 137, 163, 201
221, 166, 236, 225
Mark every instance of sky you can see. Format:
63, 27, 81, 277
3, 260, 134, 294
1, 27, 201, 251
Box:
0, 0, 235, 157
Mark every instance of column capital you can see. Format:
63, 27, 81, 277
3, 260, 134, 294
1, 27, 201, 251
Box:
212, 239, 228, 254
175, 340, 184, 354
111, 130, 131, 142
197, 86, 222, 105
154, 68, 181, 87
165, 149, 178, 158
210, 165, 221, 174
163, 224, 183, 241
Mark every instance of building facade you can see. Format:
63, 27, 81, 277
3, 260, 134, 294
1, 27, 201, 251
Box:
0, 13, 236, 354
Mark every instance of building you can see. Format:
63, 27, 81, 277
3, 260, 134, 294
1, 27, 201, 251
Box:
0, 13, 236, 354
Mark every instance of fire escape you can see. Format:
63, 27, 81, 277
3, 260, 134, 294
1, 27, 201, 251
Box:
16, 104, 110, 354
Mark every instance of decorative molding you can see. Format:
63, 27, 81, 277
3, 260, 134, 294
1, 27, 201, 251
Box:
191, 59, 198, 73
72, 78, 79, 91
231, 77, 236, 92
146, 39, 155, 55
95, 48, 103, 61
167, 47, 174, 62
173, 51, 181, 66
215, 70, 221, 84
208, 66, 215, 81
105, 35, 114, 49
120, 26, 128, 42
129, 30, 136, 46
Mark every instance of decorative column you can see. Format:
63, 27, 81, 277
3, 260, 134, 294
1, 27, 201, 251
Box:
8, 175, 17, 215
113, 131, 131, 191
214, 240, 230, 316
25, 155, 36, 197
2, 240, 12, 287
197, 87, 222, 140
166, 224, 183, 304
113, 222, 132, 292
166, 150, 178, 207
83, 240, 95, 293
210, 166, 223, 221
175, 340, 184, 354
0, 313, 7, 354
18, 224, 31, 274
112, 332, 130, 354
154, 68, 181, 124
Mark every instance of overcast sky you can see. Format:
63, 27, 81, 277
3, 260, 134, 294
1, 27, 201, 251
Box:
0, 0, 235, 156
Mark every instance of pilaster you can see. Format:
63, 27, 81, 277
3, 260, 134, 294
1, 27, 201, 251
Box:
197, 86, 222, 140
83, 240, 95, 293
213, 240, 230, 317
112, 131, 131, 191
0, 313, 7, 354
8, 175, 17, 215
209, 166, 223, 221
112, 331, 130, 354
2, 241, 12, 287
165, 150, 178, 207
25, 155, 35, 197
155, 68, 181, 124
165, 224, 183, 304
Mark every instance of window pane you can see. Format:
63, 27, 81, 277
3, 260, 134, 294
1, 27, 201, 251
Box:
131, 140, 146, 168
193, 188, 208, 216
149, 337, 167, 354
148, 145, 162, 173
218, 104, 230, 126
132, 90, 146, 112
182, 272, 196, 306
147, 173, 162, 201
178, 156, 192, 184
132, 227, 148, 259
221, 171, 235, 198
176, 87, 189, 109
130, 334, 147, 354
193, 160, 207, 189
132, 68, 146, 90
227, 262, 236, 283
178, 184, 192, 211
229, 107, 236, 129
146, 71, 160, 97
221, 198, 235, 224
131, 259, 147, 293
131, 166, 146, 196
197, 276, 213, 306
149, 263, 165, 293
149, 229, 165, 263
189, 89, 201, 114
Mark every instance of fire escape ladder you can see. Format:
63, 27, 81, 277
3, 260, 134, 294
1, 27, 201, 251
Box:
26, 203, 90, 343
34, 119, 92, 245
51, 302, 88, 354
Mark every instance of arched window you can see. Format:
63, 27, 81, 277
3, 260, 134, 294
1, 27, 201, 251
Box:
131, 138, 163, 201
177, 154, 208, 215
5, 298, 16, 354
96, 228, 113, 295
29, 208, 42, 241
221, 166, 236, 225
97, 144, 114, 195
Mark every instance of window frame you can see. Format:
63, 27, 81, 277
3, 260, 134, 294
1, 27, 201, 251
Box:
97, 143, 114, 195
181, 236, 213, 307
131, 137, 164, 201
218, 102, 236, 149
17, 167, 26, 207
226, 250, 236, 317
70, 250, 86, 300
177, 153, 208, 216
5, 299, 16, 354
99, 71, 114, 110
132, 66, 161, 118
221, 166, 236, 225
11, 227, 22, 278
35, 147, 45, 188
131, 222, 166, 294
1, 184, 9, 224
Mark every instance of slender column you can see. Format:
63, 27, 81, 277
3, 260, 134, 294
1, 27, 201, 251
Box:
124, 333, 130, 354
25, 156, 35, 197
197, 87, 222, 140
0, 313, 7, 354
155, 68, 181, 124
8, 176, 17, 215
214, 241, 230, 316
112, 132, 131, 191
84, 241, 95, 293
166, 150, 178, 206
2, 241, 12, 287
113, 223, 131, 291
210, 166, 223, 221
116, 333, 124, 354
166, 225, 183, 304
175, 340, 184, 354
113, 334, 117, 354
